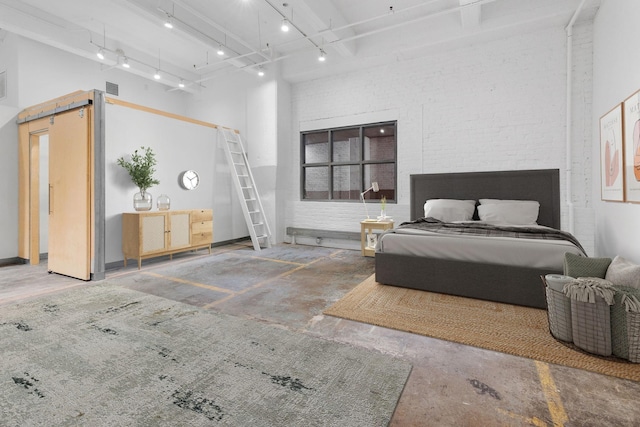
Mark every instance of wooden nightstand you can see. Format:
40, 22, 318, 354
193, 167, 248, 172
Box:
360, 219, 394, 257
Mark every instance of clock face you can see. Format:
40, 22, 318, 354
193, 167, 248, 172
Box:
180, 170, 200, 190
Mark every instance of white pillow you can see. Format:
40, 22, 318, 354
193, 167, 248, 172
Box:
477, 200, 539, 225
605, 255, 640, 289
423, 199, 476, 222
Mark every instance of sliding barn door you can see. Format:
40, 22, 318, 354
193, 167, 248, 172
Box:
48, 107, 91, 280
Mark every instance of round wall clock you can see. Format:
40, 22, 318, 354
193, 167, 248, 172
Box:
179, 170, 200, 190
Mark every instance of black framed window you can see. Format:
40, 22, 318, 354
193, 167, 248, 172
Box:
301, 121, 396, 202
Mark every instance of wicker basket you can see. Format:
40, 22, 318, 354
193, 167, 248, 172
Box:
611, 286, 640, 362
571, 297, 612, 356
545, 286, 573, 342
627, 312, 640, 363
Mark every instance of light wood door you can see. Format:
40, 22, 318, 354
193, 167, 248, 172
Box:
48, 108, 91, 280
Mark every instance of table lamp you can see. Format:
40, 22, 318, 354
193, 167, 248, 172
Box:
360, 181, 379, 219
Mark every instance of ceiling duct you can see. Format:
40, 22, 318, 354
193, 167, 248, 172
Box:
105, 81, 119, 96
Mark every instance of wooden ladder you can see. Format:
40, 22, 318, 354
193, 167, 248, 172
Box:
219, 128, 272, 251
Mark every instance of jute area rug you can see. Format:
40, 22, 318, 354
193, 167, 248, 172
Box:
0, 284, 411, 426
324, 274, 640, 382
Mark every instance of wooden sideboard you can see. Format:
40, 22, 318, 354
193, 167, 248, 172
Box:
122, 209, 213, 269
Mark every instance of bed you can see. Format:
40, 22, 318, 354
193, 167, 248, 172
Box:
374, 169, 585, 309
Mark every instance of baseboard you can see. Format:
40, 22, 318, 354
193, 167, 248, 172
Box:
0, 257, 25, 267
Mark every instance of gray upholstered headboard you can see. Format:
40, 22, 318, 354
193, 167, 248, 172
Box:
410, 169, 561, 229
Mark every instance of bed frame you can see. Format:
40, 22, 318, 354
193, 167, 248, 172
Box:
375, 169, 561, 309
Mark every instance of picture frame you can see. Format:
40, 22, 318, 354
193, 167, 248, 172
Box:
623, 90, 640, 203
600, 104, 624, 202
366, 232, 378, 249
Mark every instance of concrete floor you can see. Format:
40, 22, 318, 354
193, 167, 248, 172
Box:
1, 241, 639, 426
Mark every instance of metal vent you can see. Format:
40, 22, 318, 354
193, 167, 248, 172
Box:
0, 71, 6, 99
106, 81, 119, 96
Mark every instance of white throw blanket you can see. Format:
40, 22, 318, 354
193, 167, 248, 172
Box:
621, 294, 640, 313
563, 277, 616, 305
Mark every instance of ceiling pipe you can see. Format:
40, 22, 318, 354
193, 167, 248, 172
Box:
171, 0, 272, 63
261, 0, 321, 51
196, 0, 500, 82
564, 0, 587, 235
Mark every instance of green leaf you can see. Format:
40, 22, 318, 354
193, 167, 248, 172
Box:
116, 146, 160, 191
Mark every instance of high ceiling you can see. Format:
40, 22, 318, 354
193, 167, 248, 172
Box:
0, 0, 600, 91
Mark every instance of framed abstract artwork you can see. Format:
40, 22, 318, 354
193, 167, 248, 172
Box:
623, 90, 640, 203
600, 104, 624, 202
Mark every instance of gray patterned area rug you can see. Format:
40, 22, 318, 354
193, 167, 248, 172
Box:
0, 284, 411, 426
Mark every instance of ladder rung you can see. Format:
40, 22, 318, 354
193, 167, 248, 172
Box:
238, 174, 249, 178
245, 198, 256, 202
249, 210, 259, 214
253, 222, 264, 226
256, 234, 268, 239
241, 186, 252, 190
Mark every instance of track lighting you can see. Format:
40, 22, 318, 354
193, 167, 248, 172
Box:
96, 48, 105, 60
217, 45, 225, 56
258, 66, 265, 77
154, 70, 161, 80
281, 19, 290, 32
164, 16, 173, 29
122, 57, 130, 68
179, 79, 185, 88
318, 49, 326, 62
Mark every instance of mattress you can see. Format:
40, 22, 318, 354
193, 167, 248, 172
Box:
376, 224, 584, 270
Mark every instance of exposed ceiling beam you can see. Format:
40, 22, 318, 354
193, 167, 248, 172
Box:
0, 1, 201, 92
283, 0, 356, 57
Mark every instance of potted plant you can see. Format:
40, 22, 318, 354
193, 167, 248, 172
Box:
117, 146, 160, 211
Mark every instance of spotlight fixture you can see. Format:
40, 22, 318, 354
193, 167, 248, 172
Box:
122, 57, 130, 68
318, 49, 326, 62
178, 79, 185, 88
154, 70, 161, 80
281, 18, 290, 32
258, 67, 265, 77
217, 45, 224, 56
164, 15, 173, 29
96, 48, 105, 60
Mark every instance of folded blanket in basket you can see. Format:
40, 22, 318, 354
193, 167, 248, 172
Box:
621, 294, 640, 312
564, 277, 616, 305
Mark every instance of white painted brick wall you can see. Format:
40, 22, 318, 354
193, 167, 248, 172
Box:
284, 22, 595, 254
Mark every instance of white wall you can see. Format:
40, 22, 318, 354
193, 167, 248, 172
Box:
0, 33, 20, 259
105, 104, 222, 264
285, 23, 596, 254
0, 34, 253, 263
592, 0, 640, 262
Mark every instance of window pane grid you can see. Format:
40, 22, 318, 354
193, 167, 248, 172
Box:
301, 121, 396, 202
